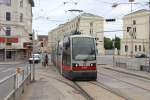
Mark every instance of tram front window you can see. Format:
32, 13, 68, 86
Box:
72, 37, 96, 61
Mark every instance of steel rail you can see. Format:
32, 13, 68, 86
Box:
38, 72, 93, 100
104, 67, 150, 81
98, 72, 150, 93
73, 82, 94, 100
89, 82, 131, 100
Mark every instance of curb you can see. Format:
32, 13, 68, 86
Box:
0, 61, 28, 65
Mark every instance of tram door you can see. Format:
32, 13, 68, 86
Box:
57, 42, 63, 74
62, 37, 71, 72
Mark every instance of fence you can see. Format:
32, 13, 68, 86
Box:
115, 57, 149, 71
97, 55, 149, 72
0, 64, 31, 100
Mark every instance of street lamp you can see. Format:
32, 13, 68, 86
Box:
112, 1, 150, 72
112, 0, 134, 57
0, 25, 7, 61
148, 0, 150, 72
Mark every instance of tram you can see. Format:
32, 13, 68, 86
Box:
51, 32, 97, 80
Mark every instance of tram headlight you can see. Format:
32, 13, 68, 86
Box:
73, 63, 79, 67
90, 63, 96, 67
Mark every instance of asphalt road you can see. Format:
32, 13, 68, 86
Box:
0, 62, 29, 100
0, 63, 28, 80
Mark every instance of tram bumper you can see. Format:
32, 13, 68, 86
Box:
68, 71, 97, 81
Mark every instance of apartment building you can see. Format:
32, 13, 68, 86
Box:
0, 0, 34, 61
34, 35, 48, 53
48, 13, 104, 55
120, 9, 149, 56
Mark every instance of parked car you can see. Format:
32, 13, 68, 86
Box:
135, 53, 147, 58
29, 54, 41, 64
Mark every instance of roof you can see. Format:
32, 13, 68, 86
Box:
124, 9, 149, 17
80, 13, 104, 19
70, 34, 94, 38
38, 35, 48, 41
28, 0, 34, 7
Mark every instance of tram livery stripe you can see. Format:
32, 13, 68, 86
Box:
54, 59, 96, 71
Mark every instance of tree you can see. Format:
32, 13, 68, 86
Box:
104, 37, 113, 49
112, 36, 121, 50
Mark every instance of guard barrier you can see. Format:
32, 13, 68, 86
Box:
0, 64, 31, 100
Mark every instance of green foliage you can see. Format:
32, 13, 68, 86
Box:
104, 36, 121, 50
104, 37, 113, 49
112, 36, 121, 50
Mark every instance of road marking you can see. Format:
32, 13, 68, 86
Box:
0, 67, 6, 71
2, 68, 13, 72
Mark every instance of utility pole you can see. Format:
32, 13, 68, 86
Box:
129, 0, 134, 57
32, 30, 35, 81
0, 24, 7, 61
148, 0, 150, 72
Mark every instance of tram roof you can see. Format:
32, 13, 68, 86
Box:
69, 35, 94, 38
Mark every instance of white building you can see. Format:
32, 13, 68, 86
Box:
48, 13, 104, 55
0, 0, 34, 60
120, 9, 149, 56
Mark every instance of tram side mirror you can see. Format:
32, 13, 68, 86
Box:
65, 42, 70, 50
66, 42, 70, 47
58, 53, 61, 55
90, 49, 95, 54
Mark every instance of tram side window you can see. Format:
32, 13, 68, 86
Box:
62, 37, 71, 66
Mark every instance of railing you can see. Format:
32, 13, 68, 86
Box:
0, 64, 31, 100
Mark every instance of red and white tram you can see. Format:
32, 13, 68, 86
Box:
52, 33, 97, 80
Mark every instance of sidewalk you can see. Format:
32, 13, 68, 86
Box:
102, 65, 150, 80
20, 64, 85, 100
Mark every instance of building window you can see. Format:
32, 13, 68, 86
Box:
6, 12, 11, 21
135, 45, 137, 52
6, 27, 11, 36
143, 45, 145, 52
133, 20, 136, 25
139, 45, 141, 51
6, 42, 12, 46
133, 27, 136, 33
90, 22, 93, 34
127, 27, 131, 32
20, 0, 23, 7
90, 22, 93, 27
125, 45, 128, 52
20, 13, 23, 22
90, 29, 93, 34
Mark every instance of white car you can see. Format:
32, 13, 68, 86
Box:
29, 54, 41, 64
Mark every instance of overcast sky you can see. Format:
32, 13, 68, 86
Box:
32, 0, 148, 38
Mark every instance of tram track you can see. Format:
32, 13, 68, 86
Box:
99, 67, 150, 91
40, 65, 127, 100
73, 82, 93, 100
39, 72, 93, 100
40, 71, 124, 100
103, 67, 150, 80
98, 72, 150, 93
89, 81, 130, 100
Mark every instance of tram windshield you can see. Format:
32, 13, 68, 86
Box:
72, 37, 96, 61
